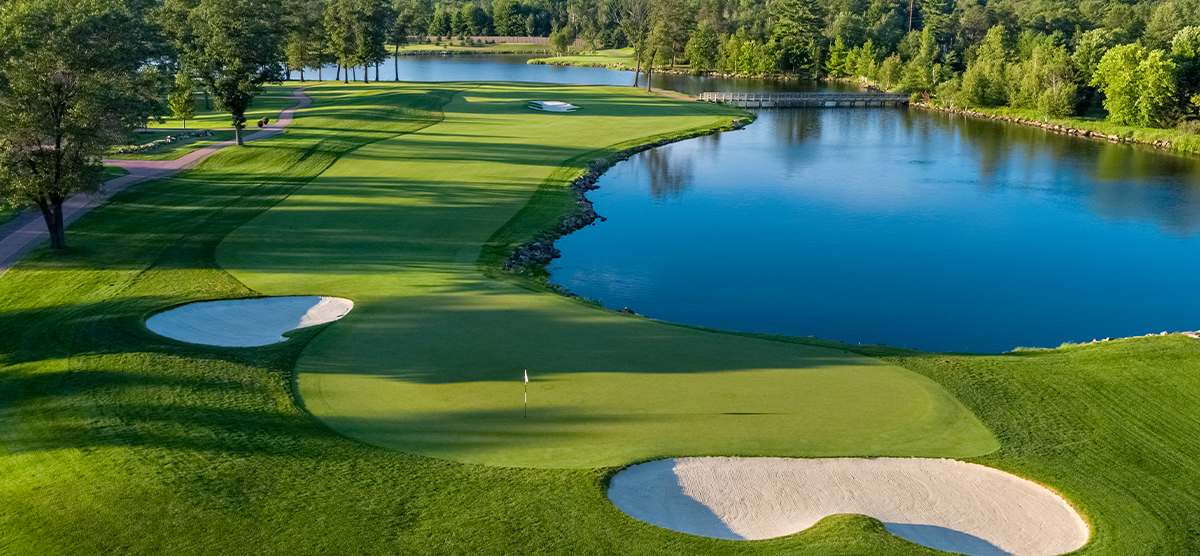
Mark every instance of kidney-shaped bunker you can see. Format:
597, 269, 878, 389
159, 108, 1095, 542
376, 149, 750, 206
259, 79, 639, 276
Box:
608, 457, 1088, 556
146, 296, 353, 347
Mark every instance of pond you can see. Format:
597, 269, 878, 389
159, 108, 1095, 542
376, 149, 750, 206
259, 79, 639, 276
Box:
302, 56, 1200, 353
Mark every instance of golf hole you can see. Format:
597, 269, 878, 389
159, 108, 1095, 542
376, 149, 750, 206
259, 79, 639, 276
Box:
528, 100, 579, 112
608, 457, 1089, 556
146, 296, 354, 347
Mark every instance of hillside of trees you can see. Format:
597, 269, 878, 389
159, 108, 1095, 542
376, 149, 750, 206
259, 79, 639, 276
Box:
330, 0, 1199, 131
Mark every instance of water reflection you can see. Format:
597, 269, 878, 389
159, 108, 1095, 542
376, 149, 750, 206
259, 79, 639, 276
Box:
552, 108, 1200, 352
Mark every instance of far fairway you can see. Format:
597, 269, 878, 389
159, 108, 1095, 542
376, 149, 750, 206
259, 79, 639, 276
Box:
217, 82, 998, 468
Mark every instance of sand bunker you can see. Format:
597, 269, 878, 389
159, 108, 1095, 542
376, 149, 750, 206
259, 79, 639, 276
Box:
146, 296, 353, 347
608, 457, 1088, 556
528, 100, 579, 112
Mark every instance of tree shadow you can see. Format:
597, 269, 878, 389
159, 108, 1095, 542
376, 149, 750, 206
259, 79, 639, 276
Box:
883, 522, 1013, 556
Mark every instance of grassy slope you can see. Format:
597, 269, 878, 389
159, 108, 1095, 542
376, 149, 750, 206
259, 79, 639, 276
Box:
401, 42, 552, 53
216, 83, 996, 468
0, 81, 955, 556
0, 82, 1198, 554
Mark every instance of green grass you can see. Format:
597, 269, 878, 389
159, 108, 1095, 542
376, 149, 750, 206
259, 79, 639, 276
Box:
400, 42, 553, 54
146, 85, 297, 130
2, 81, 1200, 554
0, 166, 129, 227
935, 105, 1200, 155
528, 48, 639, 69
217, 83, 994, 468
108, 131, 237, 161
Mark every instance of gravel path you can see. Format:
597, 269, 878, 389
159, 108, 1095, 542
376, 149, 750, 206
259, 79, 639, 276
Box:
0, 88, 311, 276
608, 457, 1089, 556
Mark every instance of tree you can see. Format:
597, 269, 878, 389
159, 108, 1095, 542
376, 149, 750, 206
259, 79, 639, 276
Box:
959, 25, 1010, 107
428, 6, 450, 37
1137, 50, 1177, 127
1093, 44, 1178, 127
492, 0, 522, 36
685, 20, 720, 72
0, 0, 163, 250
168, 73, 197, 129
283, 0, 328, 81
771, 0, 824, 77
174, 0, 285, 146
619, 0, 651, 86
1092, 44, 1143, 125
549, 28, 572, 55
1173, 26, 1200, 116
825, 37, 848, 76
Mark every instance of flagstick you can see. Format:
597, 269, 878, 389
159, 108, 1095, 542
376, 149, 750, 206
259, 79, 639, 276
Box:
524, 369, 528, 418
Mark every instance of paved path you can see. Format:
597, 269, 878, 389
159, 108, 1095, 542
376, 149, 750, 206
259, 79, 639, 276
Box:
0, 88, 311, 276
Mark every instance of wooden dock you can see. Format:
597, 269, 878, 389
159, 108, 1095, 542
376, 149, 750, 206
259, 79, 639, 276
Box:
698, 92, 910, 108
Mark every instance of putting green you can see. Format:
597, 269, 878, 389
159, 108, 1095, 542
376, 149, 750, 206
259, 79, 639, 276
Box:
217, 82, 998, 468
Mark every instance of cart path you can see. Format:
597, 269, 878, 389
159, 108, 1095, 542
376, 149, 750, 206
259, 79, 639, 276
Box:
0, 88, 311, 276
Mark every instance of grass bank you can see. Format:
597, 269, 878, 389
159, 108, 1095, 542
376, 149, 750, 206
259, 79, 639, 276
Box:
108, 131, 237, 161
1, 81, 1199, 554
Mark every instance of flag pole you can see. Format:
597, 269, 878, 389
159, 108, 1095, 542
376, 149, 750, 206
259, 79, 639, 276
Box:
524, 369, 528, 418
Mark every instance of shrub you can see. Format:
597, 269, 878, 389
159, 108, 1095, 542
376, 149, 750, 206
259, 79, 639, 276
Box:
1177, 120, 1200, 134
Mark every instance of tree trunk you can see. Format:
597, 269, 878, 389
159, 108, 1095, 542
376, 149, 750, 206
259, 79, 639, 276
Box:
395, 45, 400, 81
204, 90, 211, 110
633, 52, 641, 86
375, 62, 379, 82
235, 124, 244, 146
37, 199, 67, 250
319, 66, 322, 81
646, 49, 657, 92
300, 68, 305, 82
363, 65, 368, 83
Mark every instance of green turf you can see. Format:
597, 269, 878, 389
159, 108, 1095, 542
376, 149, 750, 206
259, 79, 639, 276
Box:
145, 85, 297, 130
3, 81, 1200, 554
528, 48, 639, 69
108, 131, 237, 161
0, 166, 129, 227
215, 83, 996, 468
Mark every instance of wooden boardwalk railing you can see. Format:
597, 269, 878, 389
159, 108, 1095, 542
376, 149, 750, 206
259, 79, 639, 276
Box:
699, 92, 910, 108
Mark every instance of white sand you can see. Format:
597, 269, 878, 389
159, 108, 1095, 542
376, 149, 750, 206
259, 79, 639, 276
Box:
608, 457, 1088, 556
528, 100, 579, 112
145, 296, 353, 347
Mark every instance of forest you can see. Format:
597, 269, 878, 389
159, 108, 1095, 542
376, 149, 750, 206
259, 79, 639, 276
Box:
282, 0, 1200, 130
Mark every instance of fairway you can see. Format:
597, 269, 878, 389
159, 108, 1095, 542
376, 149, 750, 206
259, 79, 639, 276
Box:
217, 82, 997, 467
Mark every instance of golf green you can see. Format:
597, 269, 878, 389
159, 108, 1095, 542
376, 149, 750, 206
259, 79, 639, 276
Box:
217, 82, 998, 468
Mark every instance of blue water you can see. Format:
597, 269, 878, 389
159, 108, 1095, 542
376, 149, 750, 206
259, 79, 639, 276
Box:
291, 55, 856, 95
551, 109, 1200, 353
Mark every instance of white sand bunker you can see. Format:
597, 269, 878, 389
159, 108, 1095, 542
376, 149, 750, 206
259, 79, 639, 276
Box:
608, 457, 1088, 556
146, 296, 353, 347
528, 100, 579, 112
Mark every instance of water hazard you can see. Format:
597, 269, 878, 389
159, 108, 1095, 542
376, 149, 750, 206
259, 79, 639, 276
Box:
299, 55, 1200, 352
550, 109, 1200, 353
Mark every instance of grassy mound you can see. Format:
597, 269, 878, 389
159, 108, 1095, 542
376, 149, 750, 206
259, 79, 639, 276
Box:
216, 83, 996, 468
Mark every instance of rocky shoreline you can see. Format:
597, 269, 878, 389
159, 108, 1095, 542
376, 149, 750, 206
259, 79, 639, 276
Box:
912, 102, 1195, 154
504, 117, 751, 273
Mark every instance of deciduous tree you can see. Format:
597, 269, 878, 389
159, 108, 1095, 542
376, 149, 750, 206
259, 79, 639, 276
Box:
0, 0, 163, 249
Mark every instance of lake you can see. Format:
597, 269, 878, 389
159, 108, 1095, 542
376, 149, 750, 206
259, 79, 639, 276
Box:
302, 56, 1200, 353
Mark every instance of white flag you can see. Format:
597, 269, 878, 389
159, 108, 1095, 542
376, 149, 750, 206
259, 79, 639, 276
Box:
524, 370, 529, 384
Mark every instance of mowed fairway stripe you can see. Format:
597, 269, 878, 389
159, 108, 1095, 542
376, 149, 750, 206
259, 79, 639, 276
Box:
217, 82, 999, 468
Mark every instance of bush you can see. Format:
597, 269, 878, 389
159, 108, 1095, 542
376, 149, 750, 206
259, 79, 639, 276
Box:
1177, 120, 1200, 134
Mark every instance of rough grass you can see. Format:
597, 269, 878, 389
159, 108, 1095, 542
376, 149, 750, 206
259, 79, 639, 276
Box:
528, 48, 639, 69
1, 82, 1198, 554
401, 42, 553, 54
